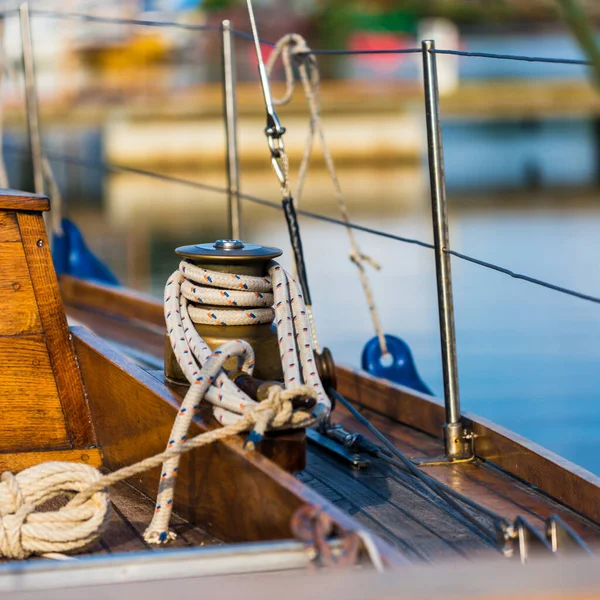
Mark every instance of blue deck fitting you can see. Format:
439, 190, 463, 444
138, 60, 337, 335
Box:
52, 218, 119, 285
361, 334, 432, 395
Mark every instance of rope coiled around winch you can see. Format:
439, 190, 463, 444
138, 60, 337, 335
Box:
148, 259, 330, 541
0, 261, 330, 558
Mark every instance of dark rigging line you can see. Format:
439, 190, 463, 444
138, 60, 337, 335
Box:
31, 9, 221, 32
433, 48, 592, 66
330, 389, 507, 551
23, 9, 594, 66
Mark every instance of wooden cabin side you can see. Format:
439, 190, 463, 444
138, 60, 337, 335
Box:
0, 191, 101, 471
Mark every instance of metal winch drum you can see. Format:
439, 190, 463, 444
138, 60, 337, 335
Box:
164, 240, 284, 385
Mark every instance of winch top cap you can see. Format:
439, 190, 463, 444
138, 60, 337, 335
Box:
214, 239, 244, 250
175, 241, 282, 261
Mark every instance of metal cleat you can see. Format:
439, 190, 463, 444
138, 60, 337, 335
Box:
546, 515, 593, 555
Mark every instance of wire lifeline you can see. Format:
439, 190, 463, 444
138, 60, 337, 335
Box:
13, 144, 600, 308
20, 8, 593, 65
31, 9, 220, 32
433, 48, 593, 66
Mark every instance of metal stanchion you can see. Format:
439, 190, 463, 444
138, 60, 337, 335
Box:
221, 20, 241, 240
419, 39, 473, 462
20, 2, 44, 196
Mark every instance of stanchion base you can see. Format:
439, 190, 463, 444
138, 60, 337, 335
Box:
411, 454, 476, 467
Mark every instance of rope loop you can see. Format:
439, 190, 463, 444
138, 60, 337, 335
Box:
0, 463, 109, 560
266, 33, 388, 355
243, 384, 316, 450
266, 33, 315, 107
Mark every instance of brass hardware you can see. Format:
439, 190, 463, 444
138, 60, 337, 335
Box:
164, 241, 284, 385
411, 454, 475, 467
546, 515, 593, 555
164, 323, 283, 384
315, 347, 337, 391
412, 423, 475, 466
175, 241, 281, 265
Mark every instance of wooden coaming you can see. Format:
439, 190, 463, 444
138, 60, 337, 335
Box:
72, 326, 405, 567
338, 366, 600, 526
59, 276, 600, 552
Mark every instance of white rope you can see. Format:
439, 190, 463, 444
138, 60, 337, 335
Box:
0, 464, 109, 559
148, 258, 330, 542
266, 34, 389, 357
0, 260, 330, 558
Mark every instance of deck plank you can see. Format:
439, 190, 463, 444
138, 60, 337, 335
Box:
63, 298, 600, 561
305, 448, 495, 562
333, 406, 600, 543
100, 480, 221, 552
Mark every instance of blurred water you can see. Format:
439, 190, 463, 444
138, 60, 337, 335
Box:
51, 157, 600, 475
5, 22, 600, 472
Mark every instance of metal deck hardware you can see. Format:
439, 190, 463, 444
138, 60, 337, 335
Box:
418, 39, 474, 464
19, 2, 43, 196
221, 20, 241, 241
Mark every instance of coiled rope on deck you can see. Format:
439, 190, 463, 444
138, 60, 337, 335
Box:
0, 261, 330, 557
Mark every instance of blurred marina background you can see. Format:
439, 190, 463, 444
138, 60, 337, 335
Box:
2, 0, 600, 472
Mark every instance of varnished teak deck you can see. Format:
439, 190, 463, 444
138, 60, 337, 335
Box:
59, 280, 600, 563
86, 481, 221, 556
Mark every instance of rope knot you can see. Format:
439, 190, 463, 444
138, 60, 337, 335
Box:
245, 385, 318, 450
267, 33, 315, 107
0, 472, 34, 560
285, 33, 312, 59
349, 248, 381, 271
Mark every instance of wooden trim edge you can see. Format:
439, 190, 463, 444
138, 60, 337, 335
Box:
59, 275, 164, 328
338, 364, 600, 525
72, 327, 407, 568
0, 448, 102, 473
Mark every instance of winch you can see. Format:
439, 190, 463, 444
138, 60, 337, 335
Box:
164, 239, 284, 385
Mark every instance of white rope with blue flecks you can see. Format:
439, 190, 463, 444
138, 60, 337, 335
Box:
0, 259, 330, 557
143, 259, 330, 543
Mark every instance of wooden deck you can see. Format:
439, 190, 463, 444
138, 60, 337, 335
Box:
301, 405, 600, 562
85, 481, 221, 557
0, 481, 220, 564
60, 282, 600, 563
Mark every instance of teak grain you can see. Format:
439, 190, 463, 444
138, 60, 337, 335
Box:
0, 241, 42, 336
72, 327, 405, 567
0, 191, 98, 472
17, 211, 96, 448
